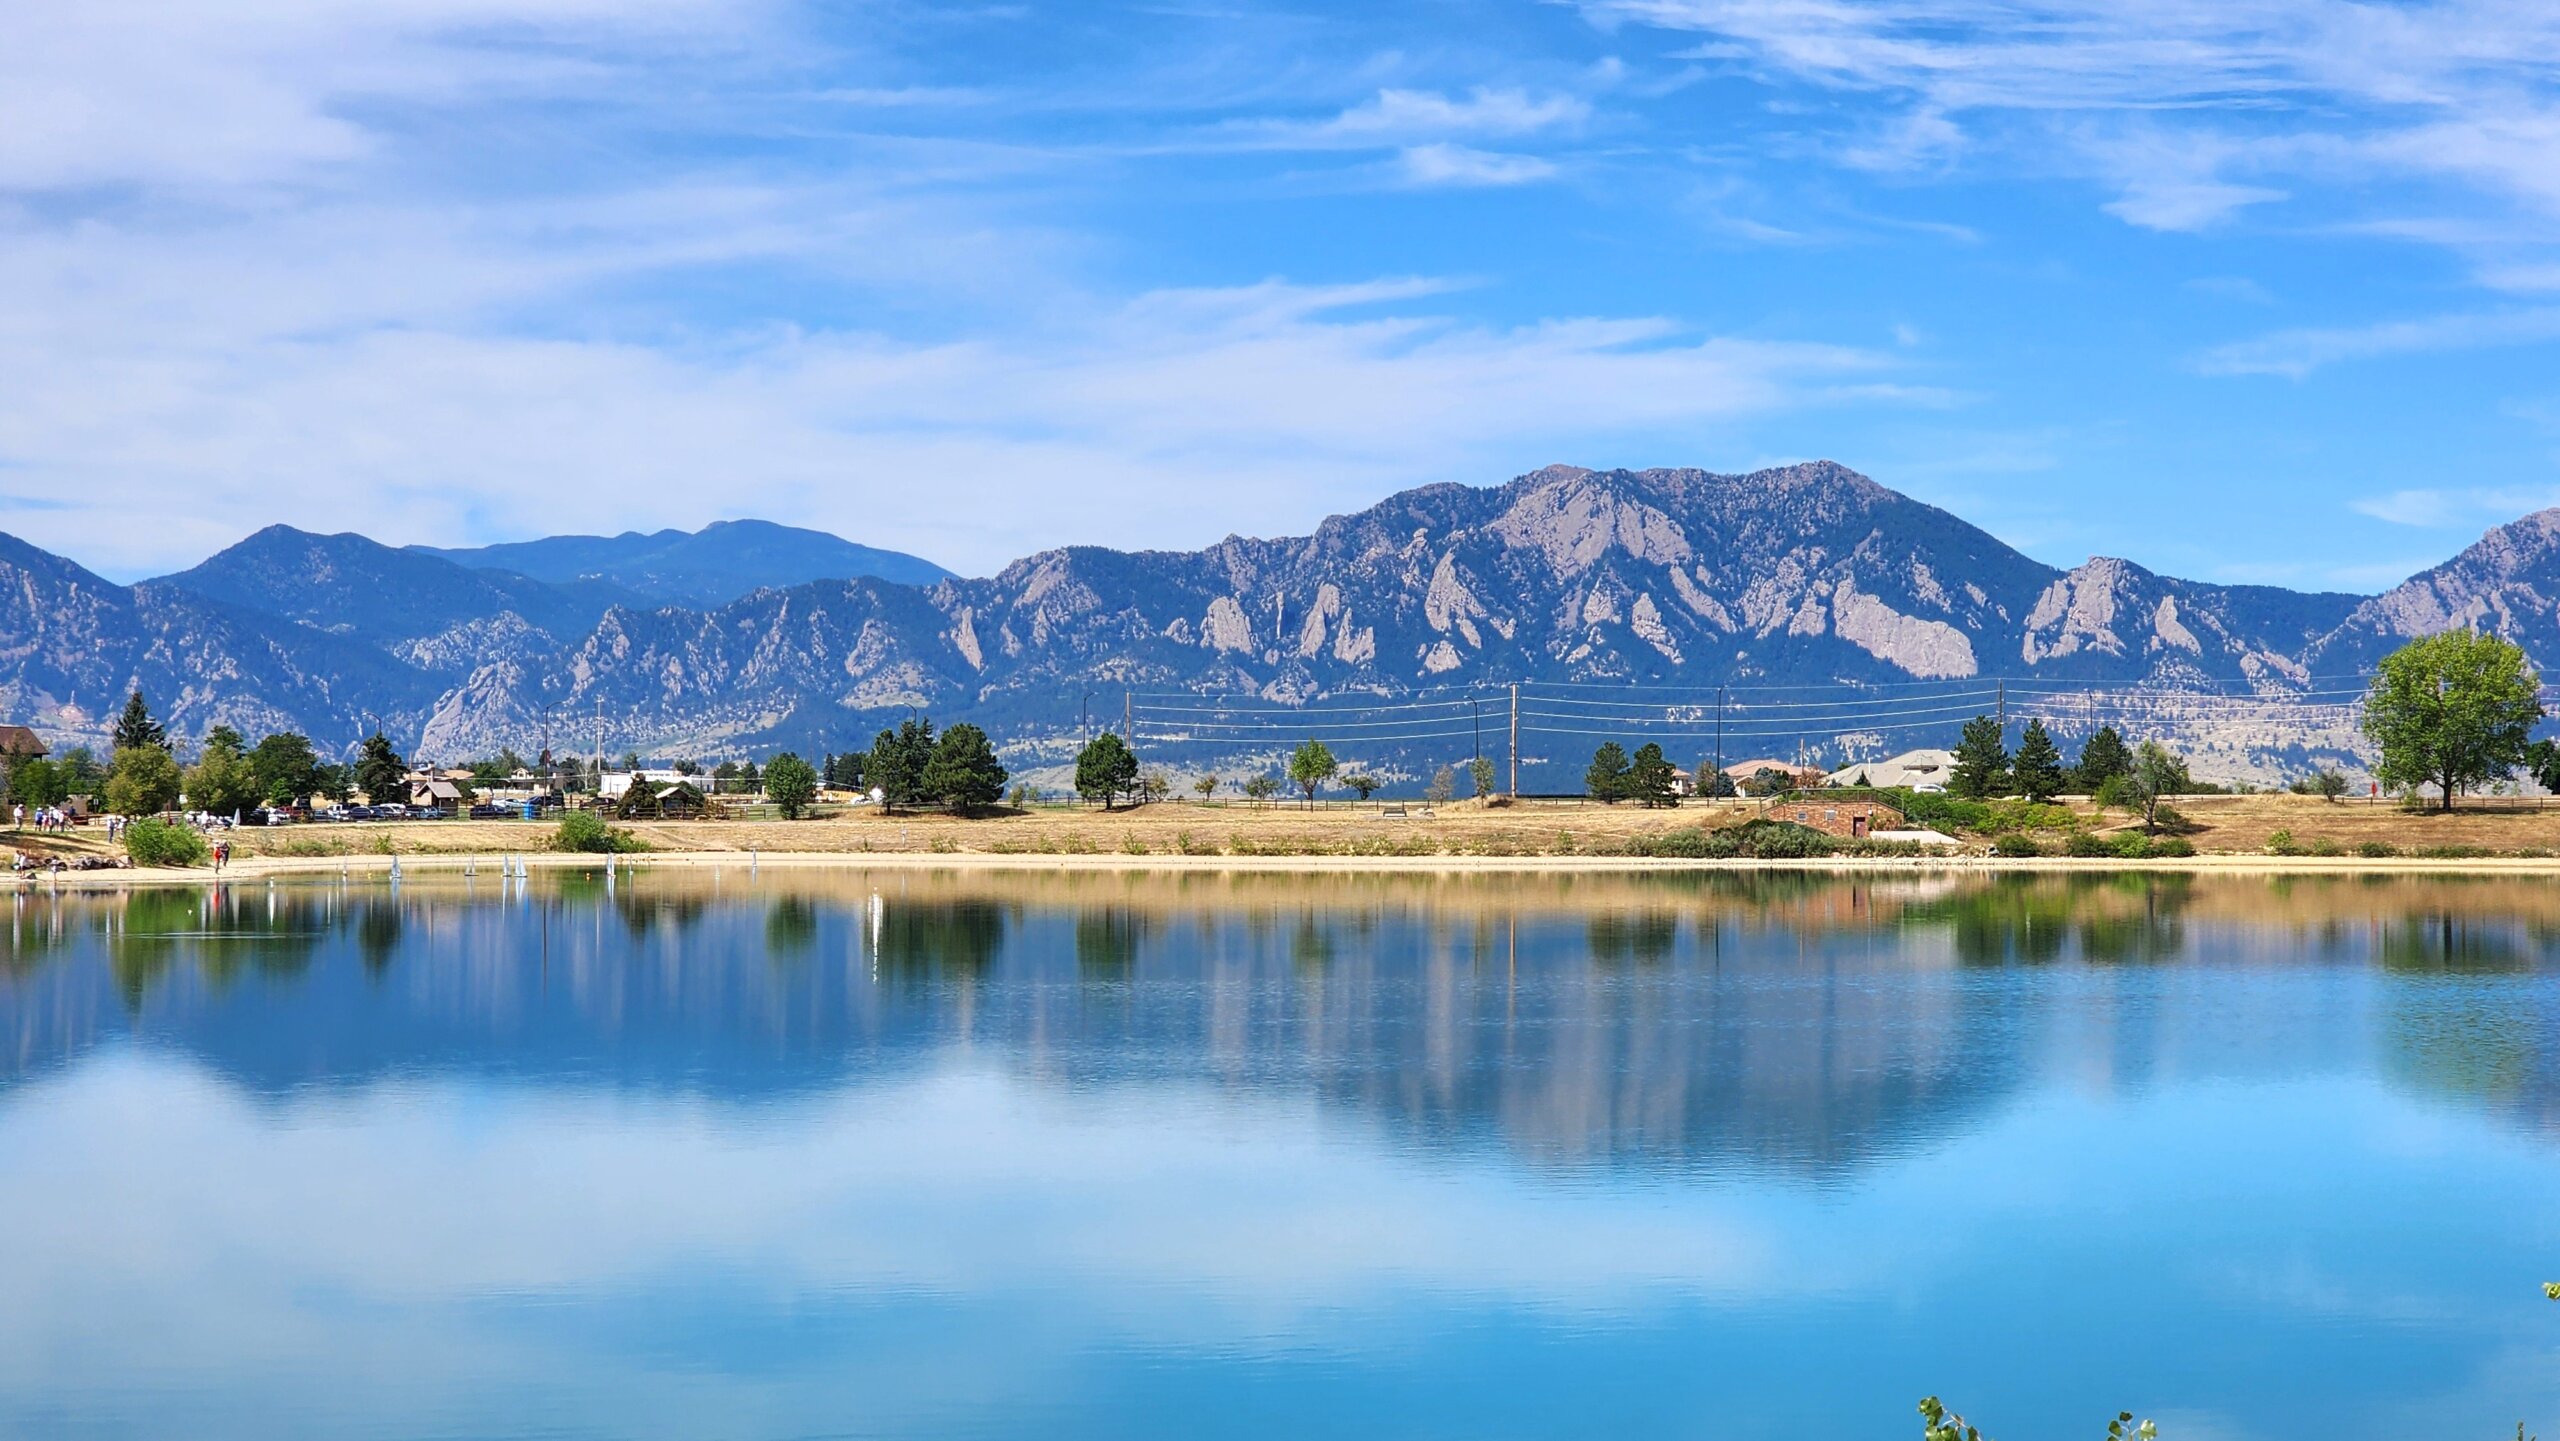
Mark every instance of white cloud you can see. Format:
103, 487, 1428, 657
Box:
2351, 486, 2560, 528
0, 187, 1901, 576
1584, 0, 2560, 253
0, 0, 768, 191
1395, 144, 1559, 188
2192, 307, 2560, 378
1267, 86, 1591, 147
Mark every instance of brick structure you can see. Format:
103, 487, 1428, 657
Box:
1761, 797, 1905, 840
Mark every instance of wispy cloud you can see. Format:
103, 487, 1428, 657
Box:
0, 0, 769, 191
2350, 485, 2560, 528
0, 185, 1902, 574
2192, 307, 2560, 378
1303, 86, 1590, 144
1582, 0, 2560, 257
1394, 144, 1558, 188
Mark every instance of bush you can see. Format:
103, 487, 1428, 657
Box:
2266, 827, 2297, 856
2356, 840, 2399, 859
2110, 833, 2152, 860
1624, 826, 1741, 860
1991, 833, 2044, 858
2305, 836, 2343, 858
2148, 836, 2196, 858
1734, 820, 1835, 859
123, 817, 209, 868
2065, 832, 2113, 858
2414, 843, 2493, 860
553, 810, 644, 854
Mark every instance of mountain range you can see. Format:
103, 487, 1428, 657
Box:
4, 463, 2556, 787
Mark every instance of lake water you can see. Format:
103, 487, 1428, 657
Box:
4, 866, 2558, 1441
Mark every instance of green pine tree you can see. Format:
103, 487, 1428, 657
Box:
2011, 718, 2065, 802
1629, 742, 1679, 808
922, 723, 1008, 811
1586, 742, 1632, 802
1074, 731, 1140, 807
2074, 725, 2133, 791
353, 733, 406, 803
112, 690, 165, 754
1950, 715, 2010, 799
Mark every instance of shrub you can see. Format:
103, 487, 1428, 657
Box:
123, 817, 209, 868
2065, 832, 2113, 858
2305, 836, 2343, 858
2109, 833, 2152, 860
2148, 836, 2196, 858
1991, 833, 2044, 858
553, 810, 644, 854
2414, 843, 2493, 860
2266, 827, 2298, 856
1734, 820, 1834, 859
1625, 826, 1740, 860
2356, 840, 2399, 859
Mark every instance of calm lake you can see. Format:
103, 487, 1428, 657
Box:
3, 866, 2558, 1440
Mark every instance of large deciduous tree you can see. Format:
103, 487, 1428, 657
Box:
2363, 630, 2544, 812
2127, 741, 2191, 835
249, 732, 322, 806
1286, 740, 1337, 805
184, 728, 260, 816
104, 745, 182, 816
763, 752, 820, 819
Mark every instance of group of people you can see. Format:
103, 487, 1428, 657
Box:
12, 803, 77, 832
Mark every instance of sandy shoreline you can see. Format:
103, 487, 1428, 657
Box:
19, 847, 2560, 890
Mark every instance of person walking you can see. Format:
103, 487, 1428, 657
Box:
212, 838, 230, 874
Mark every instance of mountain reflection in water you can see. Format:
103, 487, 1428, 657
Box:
11, 868, 2560, 1441
10, 869, 2560, 1173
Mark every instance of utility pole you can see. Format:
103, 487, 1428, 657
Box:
1472, 697, 1482, 766
1996, 678, 2007, 728
1715, 684, 1726, 792
1508, 683, 1519, 797
1123, 691, 1133, 743
593, 697, 603, 775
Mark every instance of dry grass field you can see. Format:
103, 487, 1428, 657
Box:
14, 791, 2560, 877
95, 791, 2560, 861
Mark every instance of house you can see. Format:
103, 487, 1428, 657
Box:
1722, 757, 1826, 793
1825, 748, 1958, 792
1762, 797, 1906, 840
408, 779, 465, 809
0, 726, 47, 761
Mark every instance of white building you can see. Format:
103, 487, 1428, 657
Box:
1825, 748, 1958, 792
600, 767, 692, 799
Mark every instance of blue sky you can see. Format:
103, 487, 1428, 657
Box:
5, 0, 2560, 589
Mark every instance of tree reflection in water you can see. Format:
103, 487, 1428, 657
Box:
8, 869, 2560, 1172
